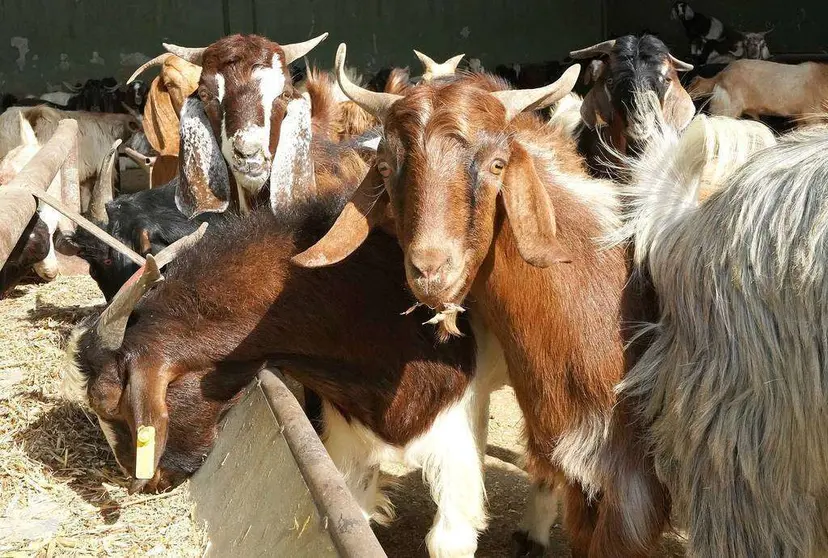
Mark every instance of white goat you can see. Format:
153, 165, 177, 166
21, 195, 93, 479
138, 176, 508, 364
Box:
618, 112, 828, 556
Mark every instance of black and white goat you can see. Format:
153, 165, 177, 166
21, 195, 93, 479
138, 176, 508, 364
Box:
671, 2, 771, 65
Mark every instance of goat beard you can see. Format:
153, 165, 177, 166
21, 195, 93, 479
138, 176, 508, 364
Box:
402, 301, 466, 342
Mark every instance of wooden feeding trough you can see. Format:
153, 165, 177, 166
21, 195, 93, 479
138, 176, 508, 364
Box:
190, 369, 387, 558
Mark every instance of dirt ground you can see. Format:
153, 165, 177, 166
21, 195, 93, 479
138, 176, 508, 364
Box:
1, 274, 687, 557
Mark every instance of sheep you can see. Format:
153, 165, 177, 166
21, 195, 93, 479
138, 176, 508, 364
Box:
617, 107, 828, 556
690, 59, 828, 124
293, 43, 671, 557
65, 189, 508, 558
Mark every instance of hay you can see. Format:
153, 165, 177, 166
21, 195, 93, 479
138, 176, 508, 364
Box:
0, 276, 206, 557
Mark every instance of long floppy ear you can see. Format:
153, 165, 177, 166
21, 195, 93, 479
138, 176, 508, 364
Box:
143, 76, 179, 156
175, 97, 230, 217
126, 359, 175, 493
270, 97, 316, 212
501, 144, 571, 267
663, 80, 695, 131
292, 167, 387, 267
581, 62, 613, 128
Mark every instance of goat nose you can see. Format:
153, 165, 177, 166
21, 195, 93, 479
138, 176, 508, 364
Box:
233, 139, 259, 158
409, 249, 451, 284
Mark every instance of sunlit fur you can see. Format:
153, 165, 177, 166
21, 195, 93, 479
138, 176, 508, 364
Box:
620, 117, 828, 555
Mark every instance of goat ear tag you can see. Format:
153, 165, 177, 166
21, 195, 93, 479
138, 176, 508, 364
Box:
270, 97, 316, 213
135, 425, 156, 480
176, 97, 230, 218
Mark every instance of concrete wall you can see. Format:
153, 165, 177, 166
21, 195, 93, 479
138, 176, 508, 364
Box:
1, 0, 825, 95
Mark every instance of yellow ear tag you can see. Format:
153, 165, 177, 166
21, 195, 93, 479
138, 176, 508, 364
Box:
135, 425, 156, 480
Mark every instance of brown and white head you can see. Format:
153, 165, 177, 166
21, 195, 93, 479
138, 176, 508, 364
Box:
163, 33, 328, 215
570, 34, 695, 154
293, 44, 579, 331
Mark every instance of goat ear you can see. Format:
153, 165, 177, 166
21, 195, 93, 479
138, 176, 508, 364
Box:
176, 97, 230, 217
581, 76, 613, 129
54, 232, 81, 257
126, 360, 175, 494
271, 97, 316, 212
664, 81, 695, 131
143, 77, 178, 156
501, 144, 571, 267
292, 167, 388, 267
137, 229, 152, 256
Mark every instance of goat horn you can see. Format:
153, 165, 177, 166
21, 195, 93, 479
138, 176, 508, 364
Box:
128, 53, 174, 84
414, 50, 465, 80
492, 64, 581, 121
335, 43, 402, 120
63, 81, 83, 93
89, 139, 122, 224
93, 223, 207, 351
281, 32, 329, 65
669, 54, 694, 72
96, 254, 162, 351
569, 39, 617, 59
162, 43, 206, 65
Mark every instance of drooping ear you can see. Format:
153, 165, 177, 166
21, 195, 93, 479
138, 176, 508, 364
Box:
663, 80, 695, 131
143, 76, 179, 156
137, 229, 152, 255
126, 359, 175, 493
500, 144, 571, 267
292, 167, 387, 267
581, 73, 613, 129
270, 97, 316, 212
175, 97, 230, 217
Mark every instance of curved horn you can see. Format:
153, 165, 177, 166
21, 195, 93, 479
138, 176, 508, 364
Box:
96, 254, 162, 350
281, 32, 329, 65
63, 81, 83, 93
89, 139, 122, 224
162, 43, 206, 65
669, 54, 694, 72
335, 43, 403, 120
104, 82, 121, 93
414, 50, 465, 80
570, 39, 617, 59
492, 64, 581, 121
128, 53, 174, 84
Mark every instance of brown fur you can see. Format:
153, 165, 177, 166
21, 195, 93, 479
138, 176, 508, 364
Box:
74, 204, 475, 492
297, 73, 668, 556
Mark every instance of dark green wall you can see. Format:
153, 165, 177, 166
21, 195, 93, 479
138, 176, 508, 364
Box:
1, 0, 825, 96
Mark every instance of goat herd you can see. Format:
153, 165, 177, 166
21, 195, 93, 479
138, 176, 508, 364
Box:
1, 19, 828, 558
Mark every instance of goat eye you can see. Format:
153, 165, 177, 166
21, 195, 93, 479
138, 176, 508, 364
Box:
198, 87, 213, 102
377, 162, 392, 178
103, 258, 112, 266
605, 77, 614, 87
490, 159, 506, 175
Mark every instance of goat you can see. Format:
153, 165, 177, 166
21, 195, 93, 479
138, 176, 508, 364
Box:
158, 33, 328, 215
65, 193, 507, 558
293, 43, 671, 558
690, 59, 828, 123
671, 2, 771, 65
127, 53, 202, 185
618, 107, 828, 555
61, 78, 123, 113
569, 35, 695, 180
0, 106, 141, 211
0, 113, 65, 294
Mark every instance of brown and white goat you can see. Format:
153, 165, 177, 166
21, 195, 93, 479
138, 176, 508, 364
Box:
127, 53, 202, 185
294, 44, 669, 557
159, 33, 328, 215
66, 196, 507, 558
690, 59, 828, 123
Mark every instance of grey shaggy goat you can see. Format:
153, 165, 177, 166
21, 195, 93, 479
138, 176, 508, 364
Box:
620, 122, 828, 557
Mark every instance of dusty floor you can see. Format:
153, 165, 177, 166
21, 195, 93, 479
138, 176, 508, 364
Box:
1, 275, 687, 557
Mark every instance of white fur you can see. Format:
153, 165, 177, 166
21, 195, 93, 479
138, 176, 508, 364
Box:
547, 92, 584, 139
61, 324, 91, 406
215, 73, 225, 103
519, 483, 561, 546
323, 316, 507, 558
269, 97, 315, 211
179, 97, 230, 213
706, 17, 724, 40
40, 91, 72, 106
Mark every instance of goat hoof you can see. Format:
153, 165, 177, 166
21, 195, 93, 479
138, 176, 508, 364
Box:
512, 531, 546, 557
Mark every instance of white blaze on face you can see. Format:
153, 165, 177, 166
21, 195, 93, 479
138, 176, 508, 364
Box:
220, 52, 287, 196
32, 202, 61, 281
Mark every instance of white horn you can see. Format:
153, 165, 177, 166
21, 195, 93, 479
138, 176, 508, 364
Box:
162, 43, 206, 65
491, 64, 582, 121
281, 32, 329, 65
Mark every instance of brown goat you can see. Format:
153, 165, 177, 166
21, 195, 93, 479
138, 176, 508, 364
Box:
66, 195, 507, 558
294, 44, 668, 557
128, 53, 202, 185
